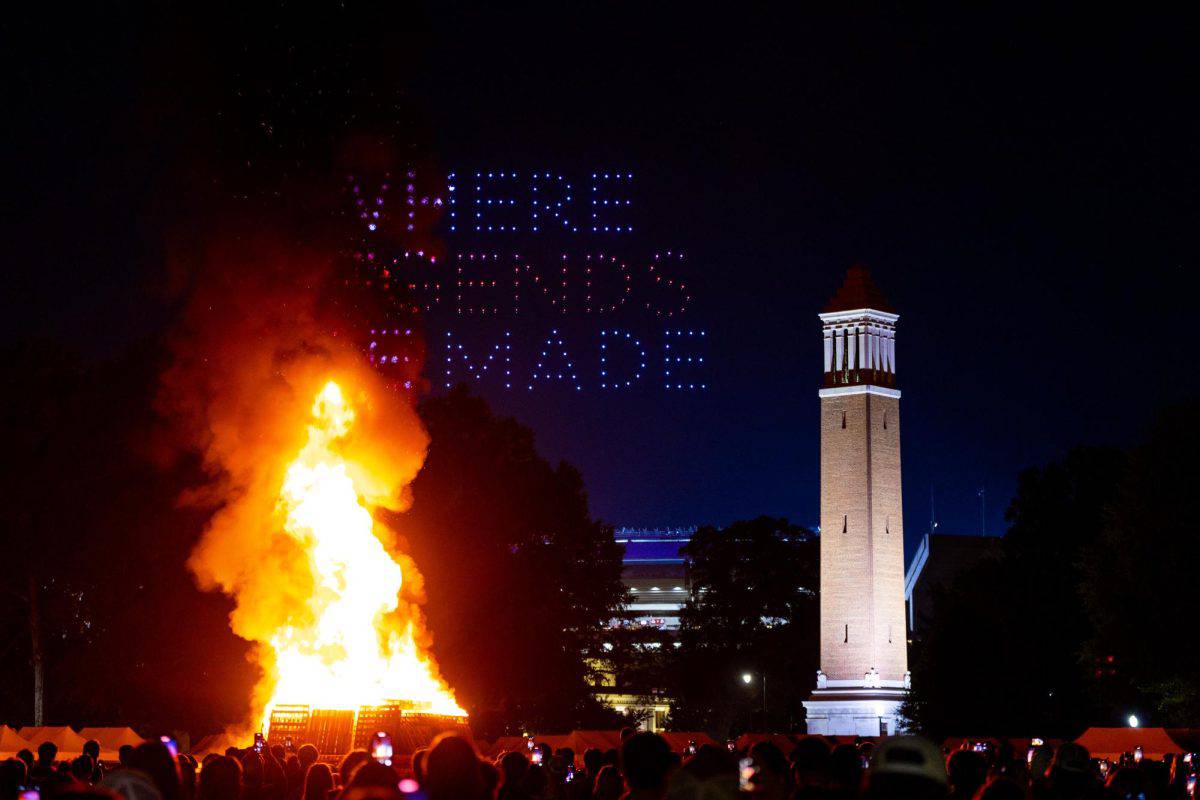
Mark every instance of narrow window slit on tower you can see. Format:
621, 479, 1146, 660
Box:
844, 624, 848, 643
888, 625, 892, 643
841, 410, 847, 429
842, 515, 848, 533
883, 412, 888, 429
885, 516, 890, 535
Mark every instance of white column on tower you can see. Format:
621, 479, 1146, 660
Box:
823, 329, 833, 372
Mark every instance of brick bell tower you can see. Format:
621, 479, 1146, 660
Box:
803, 264, 911, 736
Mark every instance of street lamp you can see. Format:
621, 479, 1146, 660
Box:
740, 672, 767, 730
1128, 714, 1140, 728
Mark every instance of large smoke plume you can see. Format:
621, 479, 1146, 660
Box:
157, 231, 434, 725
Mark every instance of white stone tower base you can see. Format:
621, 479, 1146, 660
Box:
803, 679, 907, 736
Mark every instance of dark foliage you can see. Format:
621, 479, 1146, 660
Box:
666, 517, 818, 737
389, 386, 630, 738
902, 446, 1127, 738
1081, 401, 1200, 724
0, 340, 257, 730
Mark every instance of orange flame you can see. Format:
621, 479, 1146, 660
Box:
231, 379, 465, 729
257, 380, 464, 727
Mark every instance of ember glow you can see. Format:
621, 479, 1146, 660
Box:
261, 380, 464, 726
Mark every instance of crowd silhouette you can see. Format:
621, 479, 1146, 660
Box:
2, 731, 1196, 800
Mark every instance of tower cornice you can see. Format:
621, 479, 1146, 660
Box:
818, 308, 899, 325
818, 385, 901, 399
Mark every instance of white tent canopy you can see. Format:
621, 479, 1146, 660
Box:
18, 726, 91, 755
0, 726, 31, 758
77, 727, 145, 751
1075, 727, 1189, 761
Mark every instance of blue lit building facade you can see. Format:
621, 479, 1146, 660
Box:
593, 527, 696, 730
615, 527, 696, 630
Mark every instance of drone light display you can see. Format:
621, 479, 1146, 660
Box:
347, 168, 710, 393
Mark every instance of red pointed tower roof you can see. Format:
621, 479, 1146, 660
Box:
823, 264, 894, 313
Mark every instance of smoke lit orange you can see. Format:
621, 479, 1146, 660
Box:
157, 233, 458, 737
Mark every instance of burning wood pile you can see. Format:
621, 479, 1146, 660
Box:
268, 701, 469, 756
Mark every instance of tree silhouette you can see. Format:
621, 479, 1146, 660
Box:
902, 446, 1126, 738
666, 517, 818, 737
389, 387, 629, 737
1082, 401, 1200, 724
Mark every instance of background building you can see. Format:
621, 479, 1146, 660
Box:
904, 532, 1002, 633
616, 527, 696, 631
593, 527, 696, 730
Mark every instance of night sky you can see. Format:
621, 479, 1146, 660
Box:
8, 4, 1198, 561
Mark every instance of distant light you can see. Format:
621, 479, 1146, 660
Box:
1128, 714, 1140, 728
741, 673, 753, 684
